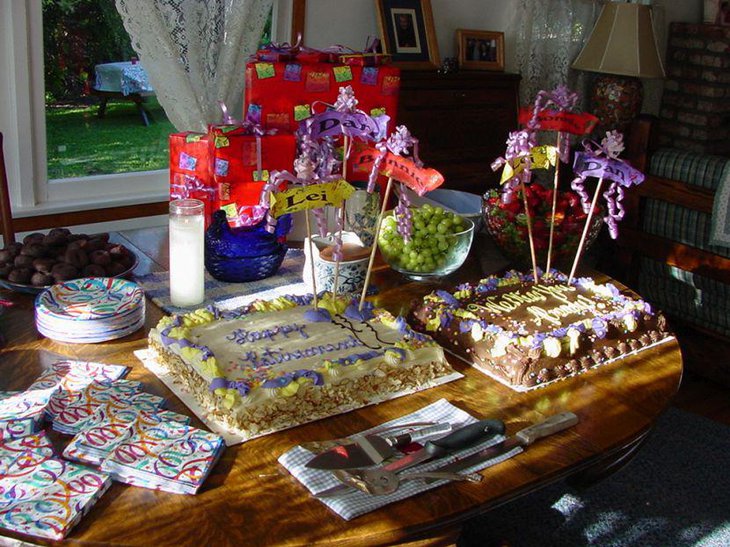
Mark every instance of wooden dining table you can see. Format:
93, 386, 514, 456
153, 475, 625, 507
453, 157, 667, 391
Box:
0, 228, 683, 546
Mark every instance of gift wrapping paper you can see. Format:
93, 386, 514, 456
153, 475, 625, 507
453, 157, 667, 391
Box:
244, 60, 400, 135
169, 132, 216, 227
209, 125, 296, 226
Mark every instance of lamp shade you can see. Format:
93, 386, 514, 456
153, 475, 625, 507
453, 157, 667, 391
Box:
572, 3, 665, 79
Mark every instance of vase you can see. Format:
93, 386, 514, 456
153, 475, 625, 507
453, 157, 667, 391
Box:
204, 210, 292, 282
302, 231, 369, 295
345, 181, 380, 248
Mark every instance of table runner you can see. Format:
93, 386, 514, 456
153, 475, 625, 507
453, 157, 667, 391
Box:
133, 249, 309, 315
278, 399, 522, 520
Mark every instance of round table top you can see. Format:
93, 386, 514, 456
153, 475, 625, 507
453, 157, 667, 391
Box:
0, 229, 683, 546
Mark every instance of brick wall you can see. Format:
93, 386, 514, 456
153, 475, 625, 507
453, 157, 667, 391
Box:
658, 22, 730, 156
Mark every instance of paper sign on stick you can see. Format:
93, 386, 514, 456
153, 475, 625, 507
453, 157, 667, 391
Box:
304, 111, 389, 142
500, 145, 558, 184
573, 152, 644, 187
268, 179, 355, 218
519, 108, 599, 135
351, 147, 444, 196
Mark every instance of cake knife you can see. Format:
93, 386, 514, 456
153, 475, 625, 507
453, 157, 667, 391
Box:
305, 422, 453, 470
425, 412, 580, 480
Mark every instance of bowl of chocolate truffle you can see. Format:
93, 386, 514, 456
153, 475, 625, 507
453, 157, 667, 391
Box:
0, 229, 138, 294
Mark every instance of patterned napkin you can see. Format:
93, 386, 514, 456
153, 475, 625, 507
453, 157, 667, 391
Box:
278, 399, 522, 520
28, 359, 130, 392
47, 379, 144, 427
0, 431, 111, 541
63, 401, 190, 466
100, 420, 225, 495
0, 389, 57, 441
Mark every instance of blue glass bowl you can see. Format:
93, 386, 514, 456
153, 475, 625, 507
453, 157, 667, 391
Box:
205, 211, 292, 282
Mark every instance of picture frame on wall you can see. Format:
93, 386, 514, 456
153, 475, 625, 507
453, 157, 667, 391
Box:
375, 0, 440, 70
456, 29, 505, 72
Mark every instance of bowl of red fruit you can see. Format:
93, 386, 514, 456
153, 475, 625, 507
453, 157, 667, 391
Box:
482, 184, 603, 269
378, 205, 475, 281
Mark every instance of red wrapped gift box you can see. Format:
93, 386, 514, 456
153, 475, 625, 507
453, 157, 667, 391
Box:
209, 125, 296, 227
169, 132, 216, 227
244, 61, 400, 135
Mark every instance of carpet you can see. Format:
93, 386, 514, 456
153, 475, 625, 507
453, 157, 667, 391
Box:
459, 407, 730, 547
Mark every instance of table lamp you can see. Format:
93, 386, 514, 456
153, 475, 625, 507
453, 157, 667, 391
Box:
572, 2, 665, 133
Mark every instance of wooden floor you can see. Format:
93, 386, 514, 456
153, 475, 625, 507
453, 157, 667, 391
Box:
671, 327, 730, 427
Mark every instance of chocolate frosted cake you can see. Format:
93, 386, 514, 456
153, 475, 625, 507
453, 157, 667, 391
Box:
409, 271, 672, 391
148, 295, 455, 440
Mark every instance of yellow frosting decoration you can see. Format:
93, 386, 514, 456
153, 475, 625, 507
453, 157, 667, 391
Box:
180, 346, 201, 362
280, 381, 300, 397
182, 309, 215, 327
200, 357, 222, 377
623, 314, 638, 332
425, 316, 441, 332
453, 309, 479, 320
167, 326, 190, 340
157, 316, 175, 329
317, 292, 348, 315
214, 387, 239, 409
543, 337, 562, 358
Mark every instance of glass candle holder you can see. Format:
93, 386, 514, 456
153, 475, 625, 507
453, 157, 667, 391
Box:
169, 199, 205, 307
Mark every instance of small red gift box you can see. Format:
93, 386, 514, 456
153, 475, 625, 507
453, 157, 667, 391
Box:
169, 132, 216, 227
208, 125, 296, 227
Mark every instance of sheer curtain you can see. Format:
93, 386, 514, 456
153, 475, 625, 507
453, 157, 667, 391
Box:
115, 0, 273, 131
515, 0, 601, 108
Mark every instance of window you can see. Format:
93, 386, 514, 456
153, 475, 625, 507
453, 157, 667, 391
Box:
0, 0, 290, 222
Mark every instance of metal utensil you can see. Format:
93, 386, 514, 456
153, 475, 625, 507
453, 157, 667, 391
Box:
315, 469, 482, 498
313, 418, 504, 498
306, 422, 453, 470
427, 412, 579, 480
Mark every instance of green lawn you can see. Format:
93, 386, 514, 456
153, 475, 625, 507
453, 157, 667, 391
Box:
45, 97, 175, 179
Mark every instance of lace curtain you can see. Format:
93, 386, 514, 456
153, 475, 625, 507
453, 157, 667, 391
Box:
115, 0, 273, 131
515, 0, 601, 109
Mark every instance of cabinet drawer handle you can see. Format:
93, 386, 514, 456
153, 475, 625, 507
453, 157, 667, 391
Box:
455, 92, 467, 99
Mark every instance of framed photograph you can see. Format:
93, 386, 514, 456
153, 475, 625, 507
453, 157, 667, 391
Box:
456, 29, 505, 71
375, 0, 440, 70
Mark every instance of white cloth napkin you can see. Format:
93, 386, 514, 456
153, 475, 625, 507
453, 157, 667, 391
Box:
278, 399, 522, 520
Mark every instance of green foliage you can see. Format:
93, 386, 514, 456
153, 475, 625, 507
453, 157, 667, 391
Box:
46, 98, 174, 179
43, 0, 135, 102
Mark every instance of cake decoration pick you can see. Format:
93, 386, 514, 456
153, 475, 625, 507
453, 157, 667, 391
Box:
355, 125, 445, 310
492, 129, 541, 284
300, 85, 389, 295
568, 130, 644, 283
521, 85, 598, 275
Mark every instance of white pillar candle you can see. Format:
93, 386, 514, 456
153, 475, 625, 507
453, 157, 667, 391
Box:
169, 199, 205, 307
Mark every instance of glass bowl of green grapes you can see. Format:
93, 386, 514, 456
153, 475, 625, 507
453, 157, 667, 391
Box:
378, 204, 475, 281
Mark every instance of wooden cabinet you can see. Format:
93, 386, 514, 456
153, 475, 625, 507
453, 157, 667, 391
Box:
397, 70, 520, 195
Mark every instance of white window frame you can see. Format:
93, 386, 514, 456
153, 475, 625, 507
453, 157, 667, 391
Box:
0, 0, 292, 221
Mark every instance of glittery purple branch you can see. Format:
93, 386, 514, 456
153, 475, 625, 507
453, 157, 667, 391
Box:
527, 85, 580, 162
395, 183, 413, 242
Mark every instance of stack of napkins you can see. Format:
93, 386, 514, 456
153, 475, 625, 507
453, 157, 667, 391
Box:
0, 432, 111, 540
49, 380, 165, 435
101, 420, 225, 495
35, 278, 145, 343
64, 400, 190, 466
29, 359, 130, 392
0, 388, 57, 441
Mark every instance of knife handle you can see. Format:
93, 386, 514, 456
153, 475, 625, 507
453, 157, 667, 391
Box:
391, 422, 452, 446
424, 419, 505, 458
515, 412, 579, 445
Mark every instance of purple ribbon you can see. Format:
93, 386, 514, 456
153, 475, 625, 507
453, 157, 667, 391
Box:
527, 85, 580, 162
570, 131, 645, 239
170, 177, 216, 200
491, 129, 537, 202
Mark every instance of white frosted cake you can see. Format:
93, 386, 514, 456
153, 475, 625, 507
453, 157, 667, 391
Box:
148, 295, 454, 439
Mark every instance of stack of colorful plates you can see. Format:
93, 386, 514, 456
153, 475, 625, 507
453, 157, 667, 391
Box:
35, 278, 145, 343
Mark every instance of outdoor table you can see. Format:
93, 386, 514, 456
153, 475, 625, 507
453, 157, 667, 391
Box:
92, 61, 155, 126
